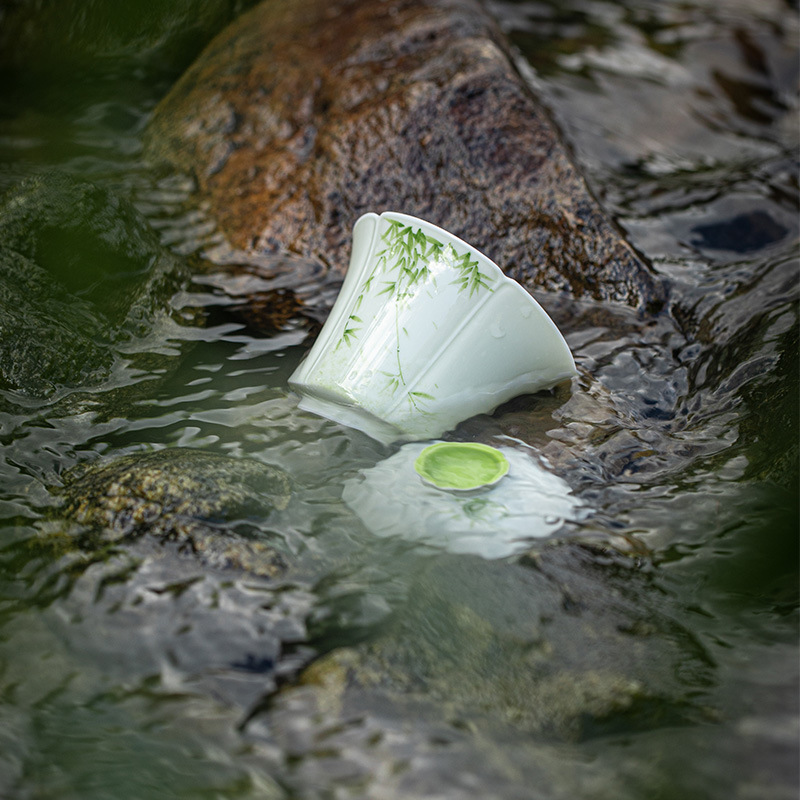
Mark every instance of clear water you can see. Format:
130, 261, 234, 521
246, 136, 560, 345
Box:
0, 0, 797, 798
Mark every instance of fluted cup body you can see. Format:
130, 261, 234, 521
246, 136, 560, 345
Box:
289, 212, 576, 443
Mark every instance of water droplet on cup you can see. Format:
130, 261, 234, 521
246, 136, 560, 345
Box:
544, 515, 560, 525
490, 322, 505, 338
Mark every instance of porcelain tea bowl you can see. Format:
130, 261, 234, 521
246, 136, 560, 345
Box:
289, 212, 576, 443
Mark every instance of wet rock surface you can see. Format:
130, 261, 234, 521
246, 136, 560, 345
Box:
145, 0, 664, 310
272, 544, 714, 741
246, 543, 720, 798
0, 172, 191, 398
0, 246, 114, 397
12, 450, 310, 722
0, 173, 188, 329
23, 519, 313, 719
0, 0, 260, 80
58, 447, 292, 577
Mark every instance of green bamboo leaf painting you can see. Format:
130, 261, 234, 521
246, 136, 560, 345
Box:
337, 219, 495, 401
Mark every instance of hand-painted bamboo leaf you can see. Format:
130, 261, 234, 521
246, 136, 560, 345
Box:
342, 327, 359, 346
363, 220, 492, 392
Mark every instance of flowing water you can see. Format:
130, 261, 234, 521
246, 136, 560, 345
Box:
0, 0, 797, 798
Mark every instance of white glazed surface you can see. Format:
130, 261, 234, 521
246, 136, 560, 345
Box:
343, 441, 584, 559
289, 211, 576, 442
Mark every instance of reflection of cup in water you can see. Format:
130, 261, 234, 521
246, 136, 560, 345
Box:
343, 441, 584, 559
289, 211, 576, 443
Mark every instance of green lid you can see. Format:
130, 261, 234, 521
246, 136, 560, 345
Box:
414, 442, 509, 491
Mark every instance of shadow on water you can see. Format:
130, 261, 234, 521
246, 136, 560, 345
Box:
0, 0, 797, 798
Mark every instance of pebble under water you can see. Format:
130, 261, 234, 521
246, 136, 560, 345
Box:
0, 1, 797, 798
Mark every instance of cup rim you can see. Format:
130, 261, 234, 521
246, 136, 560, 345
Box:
377, 210, 528, 299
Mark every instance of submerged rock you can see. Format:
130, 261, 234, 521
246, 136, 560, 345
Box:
25, 448, 309, 714
0, 172, 190, 397
59, 448, 291, 577
0, 0, 259, 79
145, 0, 664, 310
268, 544, 714, 745
0, 247, 114, 397
0, 172, 187, 330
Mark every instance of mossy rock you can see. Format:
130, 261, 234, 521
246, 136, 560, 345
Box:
288, 544, 715, 741
58, 448, 292, 577
0, 0, 260, 80
0, 246, 114, 397
0, 172, 191, 399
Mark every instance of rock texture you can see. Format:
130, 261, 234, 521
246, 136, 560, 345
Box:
0, 172, 189, 397
265, 544, 715, 749
0, 246, 114, 396
59, 448, 291, 577
0, 0, 259, 78
145, 0, 664, 310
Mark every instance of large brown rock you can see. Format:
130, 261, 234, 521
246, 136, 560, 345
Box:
145, 0, 664, 309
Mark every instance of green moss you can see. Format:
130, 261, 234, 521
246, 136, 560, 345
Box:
56, 448, 292, 578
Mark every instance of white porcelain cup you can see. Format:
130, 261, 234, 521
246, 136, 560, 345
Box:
289, 211, 576, 443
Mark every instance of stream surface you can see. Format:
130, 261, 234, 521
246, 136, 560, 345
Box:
0, 0, 797, 798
